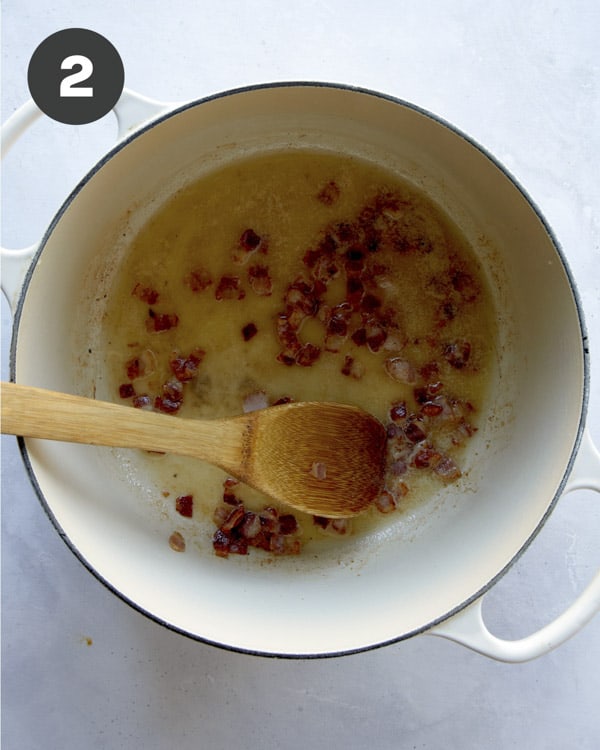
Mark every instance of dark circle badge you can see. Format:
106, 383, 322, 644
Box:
27, 28, 124, 125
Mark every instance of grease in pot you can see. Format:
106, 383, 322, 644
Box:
100, 148, 498, 557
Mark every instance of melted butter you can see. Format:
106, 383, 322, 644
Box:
101, 149, 498, 550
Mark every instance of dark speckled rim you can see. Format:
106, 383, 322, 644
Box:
8, 81, 591, 658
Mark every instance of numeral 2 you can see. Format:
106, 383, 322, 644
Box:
60, 55, 94, 98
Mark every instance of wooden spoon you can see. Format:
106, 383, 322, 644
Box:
1, 382, 387, 518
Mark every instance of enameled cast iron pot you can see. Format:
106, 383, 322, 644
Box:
2, 83, 599, 660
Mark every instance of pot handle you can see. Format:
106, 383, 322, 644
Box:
428, 429, 600, 662
1, 100, 43, 312
1, 89, 172, 312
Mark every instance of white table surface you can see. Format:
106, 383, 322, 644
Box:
1, 2, 599, 748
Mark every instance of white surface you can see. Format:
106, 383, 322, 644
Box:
1, 1, 599, 748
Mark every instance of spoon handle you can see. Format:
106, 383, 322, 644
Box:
0, 381, 247, 474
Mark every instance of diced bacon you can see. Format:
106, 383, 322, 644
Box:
295, 342, 321, 367
119, 383, 135, 398
154, 379, 184, 414
384, 357, 417, 384
169, 348, 205, 382
341, 355, 365, 379
215, 275, 246, 300
312, 516, 352, 535
374, 490, 397, 514
232, 228, 264, 264
365, 318, 388, 353
346, 276, 364, 309
147, 309, 179, 332
247, 264, 273, 296
389, 401, 407, 421
433, 454, 462, 481
443, 339, 471, 369
404, 421, 427, 444
242, 322, 258, 341
131, 282, 159, 305
184, 267, 213, 292
269, 535, 301, 555
412, 444, 442, 468
132, 394, 152, 409
175, 494, 193, 518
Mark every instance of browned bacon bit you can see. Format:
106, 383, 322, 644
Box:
215, 275, 246, 300
374, 490, 397, 514
313, 516, 351, 535
232, 228, 265, 264
404, 421, 427, 444
278, 514, 299, 535
175, 494, 194, 518
221, 504, 246, 532
324, 303, 352, 352
351, 328, 368, 346
125, 349, 157, 381
422, 401, 445, 417
365, 318, 388, 353
443, 339, 471, 369
169, 531, 186, 552
221, 477, 241, 506
341, 355, 365, 379
361, 293, 382, 313
133, 394, 152, 409
296, 342, 321, 367
433, 454, 462, 481
147, 309, 179, 333
389, 401, 408, 421
126, 356, 142, 380
270, 535, 301, 555
311, 254, 341, 286
272, 395, 294, 405
184, 266, 213, 293
384, 356, 418, 384
154, 379, 184, 414
412, 445, 442, 469
242, 322, 258, 341
240, 228, 262, 251
420, 361, 440, 381
169, 348, 205, 382
132, 282, 159, 305
247, 264, 273, 296
317, 180, 340, 205
119, 383, 135, 399
284, 277, 320, 318
346, 276, 365, 309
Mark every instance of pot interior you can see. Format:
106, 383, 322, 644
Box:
12, 84, 586, 655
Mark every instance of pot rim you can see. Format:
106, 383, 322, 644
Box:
8, 80, 591, 658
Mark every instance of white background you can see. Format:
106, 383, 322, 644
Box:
1, 1, 599, 748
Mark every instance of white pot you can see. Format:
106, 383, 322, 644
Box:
2, 83, 599, 660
